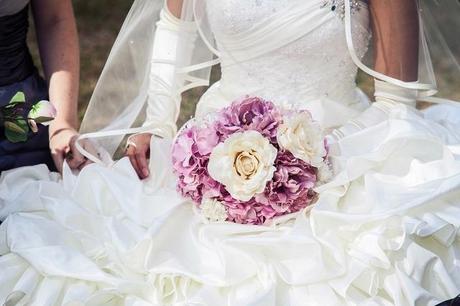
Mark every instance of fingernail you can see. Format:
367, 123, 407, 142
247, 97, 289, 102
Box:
143, 169, 150, 177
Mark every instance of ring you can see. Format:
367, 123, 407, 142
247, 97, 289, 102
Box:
125, 140, 137, 151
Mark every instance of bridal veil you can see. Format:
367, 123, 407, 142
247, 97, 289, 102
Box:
78, 0, 460, 162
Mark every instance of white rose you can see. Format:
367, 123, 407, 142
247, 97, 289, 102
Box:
277, 112, 326, 167
200, 198, 228, 222
27, 100, 57, 125
208, 130, 277, 201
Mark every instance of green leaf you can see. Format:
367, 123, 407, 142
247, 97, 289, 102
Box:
4, 119, 29, 143
9, 92, 26, 104
32, 116, 54, 124
4, 121, 25, 133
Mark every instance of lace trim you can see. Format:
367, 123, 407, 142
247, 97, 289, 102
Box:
321, 0, 363, 19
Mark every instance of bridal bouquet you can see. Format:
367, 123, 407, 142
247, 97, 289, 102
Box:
172, 97, 332, 225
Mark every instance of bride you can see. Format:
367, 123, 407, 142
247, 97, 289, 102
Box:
1, 0, 460, 305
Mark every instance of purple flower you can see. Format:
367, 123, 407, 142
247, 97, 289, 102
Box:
171, 96, 323, 225
256, 150, 317, 215
216, 96, 282, 142
172, 125, 222, 203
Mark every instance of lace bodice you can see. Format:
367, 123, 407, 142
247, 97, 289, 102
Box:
207, 0, 292, 36
197, 0, 371, 126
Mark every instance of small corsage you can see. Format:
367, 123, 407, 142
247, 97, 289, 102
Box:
0, 91, 57, 143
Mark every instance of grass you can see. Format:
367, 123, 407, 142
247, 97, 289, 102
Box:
27, 0, 458, 129
73, 0, 133, 121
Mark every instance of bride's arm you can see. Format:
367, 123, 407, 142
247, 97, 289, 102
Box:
126, 0, 187, 179
332, 0, 420, 139
167, 0, 183, 17
370, 0, 419, 81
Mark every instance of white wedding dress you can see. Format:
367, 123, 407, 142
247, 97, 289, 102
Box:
1, 1, 460, 305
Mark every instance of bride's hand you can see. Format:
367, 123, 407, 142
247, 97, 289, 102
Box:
125, 133, 152, 179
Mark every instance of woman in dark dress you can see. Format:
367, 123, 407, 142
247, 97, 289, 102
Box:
0, 0, 84, 173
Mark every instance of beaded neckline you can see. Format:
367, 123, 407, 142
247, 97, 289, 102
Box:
321, 0, 363, 19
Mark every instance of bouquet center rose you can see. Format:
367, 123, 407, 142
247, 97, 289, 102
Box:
172, 96, 332, 225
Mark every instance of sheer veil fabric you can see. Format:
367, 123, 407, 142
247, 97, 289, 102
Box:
78, 0, 460, 162
78, 0, 217, 159
1, 0, 460, 305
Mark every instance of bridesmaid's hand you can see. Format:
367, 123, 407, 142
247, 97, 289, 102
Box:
125, 133, 152, 179
49, 123, 92, 172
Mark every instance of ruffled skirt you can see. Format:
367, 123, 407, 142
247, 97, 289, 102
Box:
1, 104, 460, 306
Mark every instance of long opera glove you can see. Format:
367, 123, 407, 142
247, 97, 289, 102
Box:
135, 8, 197, 140
75, 6, 198, 164
331, 79, 417, 140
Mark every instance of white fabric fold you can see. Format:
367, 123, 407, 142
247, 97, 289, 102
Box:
2, 103, 460, 305
332, 79, 418, 140
1, 1, 460, 305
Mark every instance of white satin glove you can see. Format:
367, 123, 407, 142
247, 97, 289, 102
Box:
125, 8, 197, 179
331, 79, 418, 140
142, 8, 197, 139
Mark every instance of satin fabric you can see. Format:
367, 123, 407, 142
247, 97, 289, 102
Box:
1, 104, 460, 305
1, 1, 460, 305
196, 0, 371, 130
